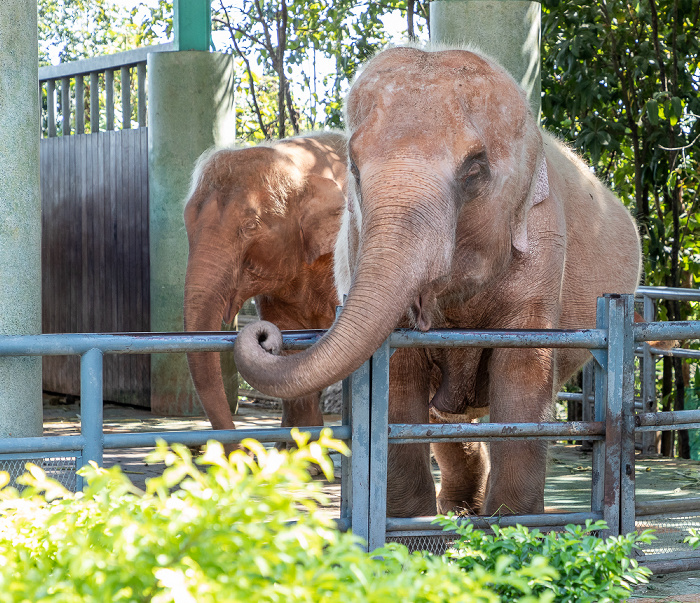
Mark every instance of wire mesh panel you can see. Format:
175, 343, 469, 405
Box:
0, 453, 80, 492
636, 514, 700, 561
386, 534, 456, 555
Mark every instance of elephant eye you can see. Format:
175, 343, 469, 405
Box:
239, 217, 260, 236
456, 152, 490, 196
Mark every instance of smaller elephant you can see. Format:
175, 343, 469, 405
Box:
183, 132, 347, 435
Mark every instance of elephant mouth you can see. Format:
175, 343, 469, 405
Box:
410, 292, 435, 332
223, 293, 246, 326
409, 279, 449, 332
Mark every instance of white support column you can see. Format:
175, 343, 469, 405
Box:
431, 0, 542, 117
0, 0, 43, 438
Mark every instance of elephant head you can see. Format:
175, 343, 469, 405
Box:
234, 47, 549, 400
184, 134, 346, 430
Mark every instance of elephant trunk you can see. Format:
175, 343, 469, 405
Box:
184, 259, 236, 431
235, 172, 454, 399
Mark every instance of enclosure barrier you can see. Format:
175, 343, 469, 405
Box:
39, 43, 172, 137
2, 292, 700, 572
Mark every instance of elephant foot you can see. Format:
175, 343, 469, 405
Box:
436, 497, 481, 516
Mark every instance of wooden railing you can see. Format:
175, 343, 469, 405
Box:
39, 43, 173, 138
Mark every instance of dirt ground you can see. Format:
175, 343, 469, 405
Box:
40, 396, 700, 601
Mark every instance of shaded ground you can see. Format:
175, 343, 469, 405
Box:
41, 397, 700, 600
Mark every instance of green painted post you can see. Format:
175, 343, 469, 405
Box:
174, 0, 212, 52
431, 0, 542, 117
0, 0, 43, 440
148, 47, 236, 415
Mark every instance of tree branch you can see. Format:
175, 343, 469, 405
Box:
218, 1, 269, 139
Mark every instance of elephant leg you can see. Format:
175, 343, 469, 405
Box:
482, 348, 555, 516
281, 393, 324, 427
387, 348, 436, 517
433, 440, 489, 515
276, 393, 324, 451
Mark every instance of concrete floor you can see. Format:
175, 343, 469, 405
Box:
39, 397, 700, 601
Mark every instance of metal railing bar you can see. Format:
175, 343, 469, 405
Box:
557, 392, 595, 403
636, 498, 700, 516
642, 557, 700, 574
0, 327, 613, 357
388, 421, 605, 443
646, 347, 700, 359
38, 43, 173, 81
636, 286, 700, 302
636, 423, 700, 432
0, 332, 244, 356
0, 435, 85, 455
634, 321, 700, 342
385, 511, 602, 533
636, 409, 700, 428
103, 425, 351, 449
389, 328, 607, 349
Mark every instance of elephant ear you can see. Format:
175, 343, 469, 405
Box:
300, 174, 345, 264
511, 157, 549, 254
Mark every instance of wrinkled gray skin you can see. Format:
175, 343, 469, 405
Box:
184, 133, 346, 438
234, 48, 641, 517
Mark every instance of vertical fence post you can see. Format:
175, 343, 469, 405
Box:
90, 71, 99, 133
350, 358, 371, 548
121, 66, 131, 129
80, 348, 104, 473
340, 374, 351, 523
592, 296, 608, 520
105, 69, 114, 131
641, 294, 657, 455
75, 75, 84, 134
137, 62, 147, 127
617, 295, 637, 536
339, 302, 351, 524
47, 79, 56, 137
61, 76, 71, 135
603, 294, 636, 536
603, 294, 623, 536
368, 339, 390, 551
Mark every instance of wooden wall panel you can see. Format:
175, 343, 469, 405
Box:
41, 128, 150, 407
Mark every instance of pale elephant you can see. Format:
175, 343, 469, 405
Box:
234, 47, 642, 517
184, 132, 346, 434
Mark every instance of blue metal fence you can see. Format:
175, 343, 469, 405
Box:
3, 292, 700, 571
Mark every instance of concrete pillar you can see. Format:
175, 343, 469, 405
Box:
148, 50, 236, 415
0, 0, 43, 438
431, 0, 542, 117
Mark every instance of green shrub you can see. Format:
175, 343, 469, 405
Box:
436, 516, 653, 603
685, 527, 700, 549
0, 430, 555, 603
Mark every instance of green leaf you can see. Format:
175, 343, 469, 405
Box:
647, 99, 659, 125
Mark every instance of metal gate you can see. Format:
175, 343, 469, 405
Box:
1, 292, 700, 573
39, 45, 171, 407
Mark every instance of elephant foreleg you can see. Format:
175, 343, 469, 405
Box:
433, 440, 489, 515
276, 393, 324, 452
387, 348, 436, 517
281, 394, 324, 428
482, 347, 554, 516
